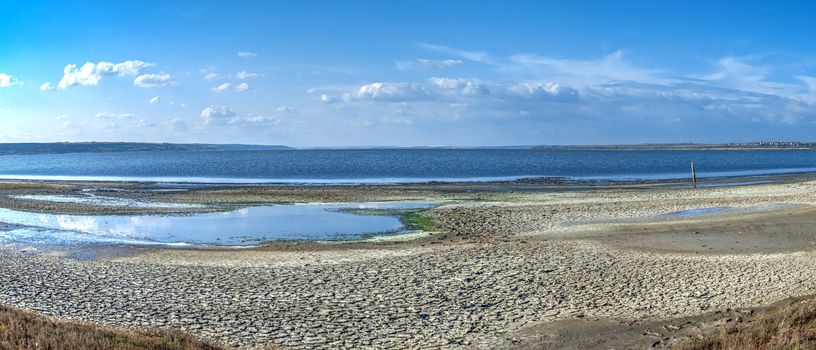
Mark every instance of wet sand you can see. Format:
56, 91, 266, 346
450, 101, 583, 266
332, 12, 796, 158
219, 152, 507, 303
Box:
0, 177, 815, 348
587, 206, 816, 254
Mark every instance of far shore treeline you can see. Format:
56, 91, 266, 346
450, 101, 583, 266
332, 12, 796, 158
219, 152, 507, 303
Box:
0, 142, 293, 155
0, 141, 815, 156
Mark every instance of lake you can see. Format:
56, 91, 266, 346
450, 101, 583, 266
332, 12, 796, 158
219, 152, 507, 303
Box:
0, 149, 815, 183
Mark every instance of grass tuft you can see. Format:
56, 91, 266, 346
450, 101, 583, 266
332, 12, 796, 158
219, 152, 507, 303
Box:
0, 303, 225, 350
402, 211, 437, 232
675, 297, 816, 350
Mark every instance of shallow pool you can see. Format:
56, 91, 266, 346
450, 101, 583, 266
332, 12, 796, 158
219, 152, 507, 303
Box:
0, 202, 433, 246
665, 207, 732, 217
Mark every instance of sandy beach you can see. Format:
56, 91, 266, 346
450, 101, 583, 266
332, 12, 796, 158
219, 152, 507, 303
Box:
0, 178, 816, 348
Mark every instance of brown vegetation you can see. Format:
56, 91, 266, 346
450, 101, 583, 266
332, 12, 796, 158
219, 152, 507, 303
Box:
0, 303, 224, 350
676, 296, 816, 350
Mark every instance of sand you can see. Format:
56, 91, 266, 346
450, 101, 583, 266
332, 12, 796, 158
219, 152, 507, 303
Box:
0, 177, 815, 348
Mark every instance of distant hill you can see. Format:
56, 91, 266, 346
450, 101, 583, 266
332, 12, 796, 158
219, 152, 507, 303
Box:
0, 142, 293, 155
1, 142, 813, 155
531, 142, 816, 150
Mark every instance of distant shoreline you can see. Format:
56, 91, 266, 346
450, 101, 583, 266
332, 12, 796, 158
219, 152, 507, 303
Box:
1, 141, 816, 155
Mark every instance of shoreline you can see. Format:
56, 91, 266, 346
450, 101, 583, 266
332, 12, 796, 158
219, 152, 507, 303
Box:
0, 167, 812, 188
1, 177, 816, 348
0, 172, 812, 214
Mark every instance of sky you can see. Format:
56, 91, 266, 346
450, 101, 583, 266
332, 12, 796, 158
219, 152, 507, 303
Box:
2, 1, 816, 147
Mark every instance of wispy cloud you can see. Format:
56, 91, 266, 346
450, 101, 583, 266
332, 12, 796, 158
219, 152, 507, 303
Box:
95, 112, 138, 119
396, 58, 463, 70
238, 51, 257, 58
697, 56, 803, 98
235, 70, 261, 79
507, 51, 668, 87
417, 43, 492, 64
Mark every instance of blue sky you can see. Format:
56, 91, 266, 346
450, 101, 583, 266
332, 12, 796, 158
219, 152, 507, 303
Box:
2, 1, 816, 146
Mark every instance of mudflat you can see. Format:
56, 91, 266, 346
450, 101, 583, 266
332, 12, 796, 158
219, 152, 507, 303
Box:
587, 206, 816, 254
0, 177, 815, 349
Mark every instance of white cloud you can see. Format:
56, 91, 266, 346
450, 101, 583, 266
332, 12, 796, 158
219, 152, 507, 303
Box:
200, 105, 236, 124
212, 83, 232, 93
133, 73, 175, 88
320, 94, 336, 103
212, 82, 249, 92
334, 77, 576, 104
106, 61, 153, 76
300, 50, 816, 141
347, 82, 428, 101
235, 71, 261, 79
504, 82, 579, 101
228, 114, 279, 125
58, 60, 154, 89
0, 73, 20, 87
326, 67, 809, 128
235, 82, 250, 92
148, 96, 161, 104
429, 77, 490, 96
39, 82, 53, 91
238, 51, 257, 58
203, 72, 219, 80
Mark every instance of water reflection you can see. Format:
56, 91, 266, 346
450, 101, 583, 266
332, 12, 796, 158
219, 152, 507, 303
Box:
0, 202, 432, 246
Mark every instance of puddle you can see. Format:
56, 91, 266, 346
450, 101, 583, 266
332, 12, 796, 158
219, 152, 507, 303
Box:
664, 203, 805, 219
666, 207, 732, 218
0, 201, 433, 247
659, 180, 777, 189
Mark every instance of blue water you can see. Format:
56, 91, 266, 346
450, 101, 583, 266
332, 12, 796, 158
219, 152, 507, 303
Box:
0, 202, 433, 246
0, 149, 815, 184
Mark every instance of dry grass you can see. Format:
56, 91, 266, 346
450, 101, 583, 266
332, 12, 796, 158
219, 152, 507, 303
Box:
0, 304, 224, 350
676, 296, 816, 350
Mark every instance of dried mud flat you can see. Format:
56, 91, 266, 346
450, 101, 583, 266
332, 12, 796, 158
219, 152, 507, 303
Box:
1, 179, 816, 349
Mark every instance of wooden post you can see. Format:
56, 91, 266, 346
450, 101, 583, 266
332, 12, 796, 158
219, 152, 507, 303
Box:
691, 161, 697, 188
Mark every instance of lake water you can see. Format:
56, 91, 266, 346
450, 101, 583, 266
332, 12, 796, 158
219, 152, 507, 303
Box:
0, 149, 815, 184
0, 202, 433, 246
